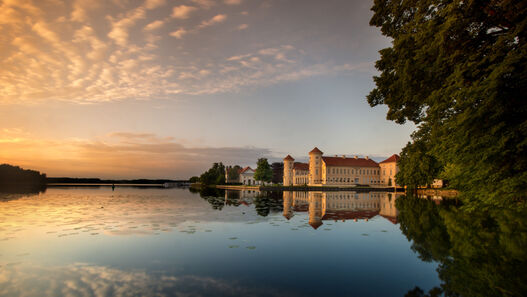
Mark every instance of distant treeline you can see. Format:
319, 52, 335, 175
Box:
0, 164, 47, 185
46, 177, 187, 184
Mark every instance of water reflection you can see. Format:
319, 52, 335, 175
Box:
0, 184, 46, 202
397, 194, 527, 297
1, 263, 286, 297
5, 187, 521, 296
283, 191, 402, 229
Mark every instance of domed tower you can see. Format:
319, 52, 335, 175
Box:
283, 155, 294, 186
308, 147, 323, 185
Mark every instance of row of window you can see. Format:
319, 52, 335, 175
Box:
329, 167, 381, 175
326, 177, 383, 184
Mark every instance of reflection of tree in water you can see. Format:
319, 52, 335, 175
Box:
0, 184, 47, 202
225, 190, 241, 207
398, 195, 527, 297
189, 188, 283, 217
189, 187, 226, 210
253, 192, 283, 217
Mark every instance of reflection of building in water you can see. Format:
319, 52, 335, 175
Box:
283, 147, 400, 187
282, 191, 402, 229
225, 189, 259, 206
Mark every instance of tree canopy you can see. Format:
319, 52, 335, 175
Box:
254, 158, 273, 184
369, 0, 527, 207
199, 162, 226, 185
226, 165, 242, 183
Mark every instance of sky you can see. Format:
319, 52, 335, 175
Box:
0, 0, 415, 179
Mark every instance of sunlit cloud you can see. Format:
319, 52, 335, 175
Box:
0, 0, 374, 105
170, 28, 188, 39
144, 20, 164, 31
191, 0, 216, 9
171, 5, 197, 19
225, 0, 243, 5
198, 14, 228, 29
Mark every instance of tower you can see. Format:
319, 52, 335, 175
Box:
308, 147, 323, 185
283, 155, 294, 186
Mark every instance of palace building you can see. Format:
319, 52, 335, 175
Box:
283, 147, 400, 187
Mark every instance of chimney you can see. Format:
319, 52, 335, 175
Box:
365, 156, 369, 160
354, 155, 358, 159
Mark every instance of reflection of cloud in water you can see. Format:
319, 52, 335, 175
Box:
0, 263, 286, 297
0, 188, 266, 240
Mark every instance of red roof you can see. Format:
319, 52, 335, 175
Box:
309, 147, 323, 154
322, 156, 379, 167
239, 166, 253, 174
283, 155, 294, 161
380, 215, 398, 224
293, 162, 309, 170
380, 154, 400, 164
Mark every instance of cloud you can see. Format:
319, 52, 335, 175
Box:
191, 0, 216, 9
225, 0, 243, 5
170, 28, 188, 39
198, 14, 227, 29
171, 5, 197, 19
0, 0, 373, 104
144, 0, 166, 10
70, 0, 100, 22
0, 130, 274, 179
143, 20, 164, 31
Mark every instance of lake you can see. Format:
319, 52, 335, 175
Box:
0, 187, 524, 297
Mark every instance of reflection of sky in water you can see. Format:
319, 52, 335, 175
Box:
0, 187, 440, 297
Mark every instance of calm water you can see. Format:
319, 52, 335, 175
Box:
0, 187, 525, 297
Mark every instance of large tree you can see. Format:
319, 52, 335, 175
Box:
254, 158, 273, 185
271, 162, 284, 184
226, 165, 242, 183
368, 0, 527, 207
199, 162, 226, 185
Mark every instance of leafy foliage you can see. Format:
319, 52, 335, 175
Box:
226, 165, 242, 183
254, 158, 273, 184
369, 0, 527, 207
199, 162, 226, 185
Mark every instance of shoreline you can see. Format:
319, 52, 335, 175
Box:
216, 185, 406, 192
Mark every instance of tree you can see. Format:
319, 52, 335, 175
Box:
226, 165, 242, 183
271, 162, 284, 184
396, 127, 443, 188
368, 0, 527, 207
254, 158, 272, 185
189, 176, 199, 183
199, 162, 226, 185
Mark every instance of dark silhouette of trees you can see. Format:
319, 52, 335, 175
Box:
199, 162, 226, 185
271, 162, 284, 184
0, 164, 46, 185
